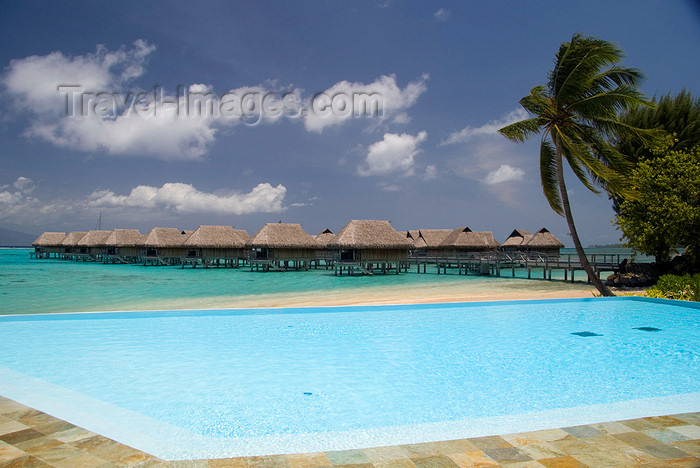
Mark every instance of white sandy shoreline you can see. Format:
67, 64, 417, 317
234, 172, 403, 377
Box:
126, 279, 602, 312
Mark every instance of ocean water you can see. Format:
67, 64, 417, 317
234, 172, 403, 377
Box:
0, 298, 697, 459
1, 248, 629, 315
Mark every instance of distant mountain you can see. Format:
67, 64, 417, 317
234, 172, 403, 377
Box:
0, 227, 38, 247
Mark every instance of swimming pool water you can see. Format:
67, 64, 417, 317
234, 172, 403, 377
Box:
0, 297, 698, 459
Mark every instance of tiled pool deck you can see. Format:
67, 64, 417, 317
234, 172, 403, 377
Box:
1, 396, 698, 467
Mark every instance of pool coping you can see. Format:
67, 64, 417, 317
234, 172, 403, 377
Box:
1, 395, 699, 467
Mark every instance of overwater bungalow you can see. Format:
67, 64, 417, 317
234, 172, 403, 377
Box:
406, 230, 427, 254
501, 228, 564, 256
415, 229, 453, 257
524, 228, 564, 256
101, 229, 143, 264
182, 225, 250, 268
247, 223, 318, 271
406, 230, 423, 246
328, 220, 413, 275
315, 228, 335, 247
501, 229, 532, 252
31, 232, 66, 258
439, 227, 500, 255
141, 228, 189, 266
75, 230, 112, 261
313, 228, 335, 267
60, 231, 87, 259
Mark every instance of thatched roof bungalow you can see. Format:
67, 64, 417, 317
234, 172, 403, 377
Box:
247, 223, 318, 270
313, 228, 335, 265
141, 228, 189, 265
76, 230, 112, 259
416, 229, 453, 256
501, 228, 564, 255
183, 225, 250, 267
439, 227, 500, 254
61, 231, 87, 256
501, 229, 532, 251
315, 228, 335, 247
328, 220, 413, 274
32, 232, 66, 258
523, 228, 564, 255
101, 229, 143, 262
406, 230, 424, 249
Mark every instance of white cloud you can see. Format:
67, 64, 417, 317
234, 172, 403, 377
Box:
0, 177, 35, 207
30, 105, 217, 160
433, 8, 450, 22
391, 112, 411, 124
425, 165, 438, 180
0, 190, 24, 206
1, 42, 286, 160
0, 177, 64, 224
377, 181, 401, 192
0, 41, 221, 160
0, 177, 288, 229
484, 164, 525, 185
441, 108, 530, 145
358, 131, 427, 176
88, 182, 286, 215
3, 41, 429, 159
304, 74, 428, 133
13, 176, 34, 193
3, 40, 155, 115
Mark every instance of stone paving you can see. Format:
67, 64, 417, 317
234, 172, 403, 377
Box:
1, 395, 699, 467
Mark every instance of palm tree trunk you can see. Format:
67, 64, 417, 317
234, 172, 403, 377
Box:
554, 134, 615, 296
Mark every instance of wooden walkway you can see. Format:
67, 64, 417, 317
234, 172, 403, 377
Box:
412, 251, 627, 283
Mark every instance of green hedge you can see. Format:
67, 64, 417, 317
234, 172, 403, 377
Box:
646, 273, 700, 301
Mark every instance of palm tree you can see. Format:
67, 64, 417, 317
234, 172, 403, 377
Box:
499, 33, 655, 296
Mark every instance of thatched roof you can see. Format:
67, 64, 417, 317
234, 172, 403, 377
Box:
315, 228, 335, 247
523, 228, 564, 249
233, 229, 251, 243
440, 227, 500, 249
184, 225, 249, 248
62, 231, 87, 246
76, 230, 112, 247
103, 229, 143, 247
32, 232, 66, 246
418, 229, 453, 248
141, 228, 188, 247
501, 229, 532, 247
405, 230, 425, 248
413, 236, 428, 249
328, 220, 414, 249
248, 223, 318, 249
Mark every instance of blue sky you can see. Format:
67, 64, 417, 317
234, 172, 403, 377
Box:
1, 1, 699, 245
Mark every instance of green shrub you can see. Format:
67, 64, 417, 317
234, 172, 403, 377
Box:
646, 273, 700, 301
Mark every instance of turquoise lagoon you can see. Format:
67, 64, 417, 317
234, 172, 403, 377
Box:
0, 248, 602, 315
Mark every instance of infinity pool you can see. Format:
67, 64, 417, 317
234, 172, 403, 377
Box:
0, 297, 698, 459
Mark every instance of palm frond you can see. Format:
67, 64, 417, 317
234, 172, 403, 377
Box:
588, 66, 645, 92
561, 128, 635, 197
550, 34, 626, 104
518, 86, 554, 117
556, 129, 601, 194
569, 86, 651, 119
540, 137, 563, 215
585, 116, 664, 145
498, 117, 541, 142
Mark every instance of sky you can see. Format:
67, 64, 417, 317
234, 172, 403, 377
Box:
1, 1, 699, 246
